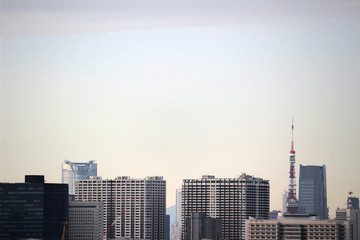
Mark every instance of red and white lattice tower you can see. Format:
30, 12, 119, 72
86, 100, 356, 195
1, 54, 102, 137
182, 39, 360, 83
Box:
286, 118, 299, 213
347, 191, 353, 209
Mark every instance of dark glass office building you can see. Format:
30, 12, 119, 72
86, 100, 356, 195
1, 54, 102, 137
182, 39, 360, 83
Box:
0, 175, 68, 240
299, 165, 327, 219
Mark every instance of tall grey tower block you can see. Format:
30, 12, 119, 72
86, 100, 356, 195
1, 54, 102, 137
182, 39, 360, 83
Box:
299, 165, 328, 219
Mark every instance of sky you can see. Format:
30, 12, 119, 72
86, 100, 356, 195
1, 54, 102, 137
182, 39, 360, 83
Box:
1, 0, 360, 217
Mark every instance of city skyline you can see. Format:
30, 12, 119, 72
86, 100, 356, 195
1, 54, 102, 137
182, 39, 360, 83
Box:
1, 0, 360, 218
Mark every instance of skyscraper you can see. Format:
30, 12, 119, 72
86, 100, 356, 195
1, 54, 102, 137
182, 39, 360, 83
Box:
182, 174, 269, 240
299, 165, 328, 219
0, 175, 68, 240
62, 160, 97, 195
76, 175, 166, 240
170, 188, 182, 240
176, 188, 182, 224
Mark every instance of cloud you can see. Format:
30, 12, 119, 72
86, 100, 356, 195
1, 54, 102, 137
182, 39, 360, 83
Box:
0, 0, 359, 36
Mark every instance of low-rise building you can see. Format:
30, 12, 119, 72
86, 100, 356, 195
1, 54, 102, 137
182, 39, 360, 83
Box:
336, 208, 360, 240
68, 201, 104, 240
245, 214, 351, 240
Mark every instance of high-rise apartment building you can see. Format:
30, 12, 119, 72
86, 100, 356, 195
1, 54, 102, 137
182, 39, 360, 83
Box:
62, 160, 97, 195
299, 165, 328, 219
75, 176, 166, 240
68, 201, 104, 240
0, 175, 68, 240
182, 174, 269, 240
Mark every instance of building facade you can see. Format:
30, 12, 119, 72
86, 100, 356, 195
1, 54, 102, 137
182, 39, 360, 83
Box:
182, 174, 269, 240
347, 192, 360, 210
68, 201, 104, 240
185, 212, 222, 240
62, 160, 98, 195
336, 208, 360, 240
349, 197, 360, 210
298, 165, 327, 219
245, 214, 351, 240
75, 176, 166, 240
0, 175, 68, 240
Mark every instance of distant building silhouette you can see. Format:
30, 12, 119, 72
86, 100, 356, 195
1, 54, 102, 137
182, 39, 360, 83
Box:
171, 188, 182, 240
166, 214, 170, 240
182, 174, 269, 240
269, 210, 281, 219
62, 160, 97, 195
299, 165, 328, 219
0, 175, 68, 240
176, 188, 182, 224
281, 189, 288, 213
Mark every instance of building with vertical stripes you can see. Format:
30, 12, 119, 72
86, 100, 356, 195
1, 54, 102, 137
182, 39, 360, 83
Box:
299, 165, 327, 219
75, 176, 166, 240
181, 174, 269, 240
0, 175, 68, 240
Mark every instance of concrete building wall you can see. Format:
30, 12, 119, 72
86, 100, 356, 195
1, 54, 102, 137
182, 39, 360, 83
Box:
76, 176, 166, 240
185, 213, 221, 240
182, 174, 269, 240
246, 215, 351, 240
68, 201, 104, 240
336, 208, 360, 240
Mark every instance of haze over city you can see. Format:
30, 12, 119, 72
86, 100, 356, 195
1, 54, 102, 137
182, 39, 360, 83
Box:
1, 0, 360, 218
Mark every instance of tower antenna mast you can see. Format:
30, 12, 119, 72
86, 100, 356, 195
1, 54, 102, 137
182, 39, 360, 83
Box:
286, 118, 299, 213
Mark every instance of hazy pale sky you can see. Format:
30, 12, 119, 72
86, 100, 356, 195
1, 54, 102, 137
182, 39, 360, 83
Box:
1, 0, 360, 216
